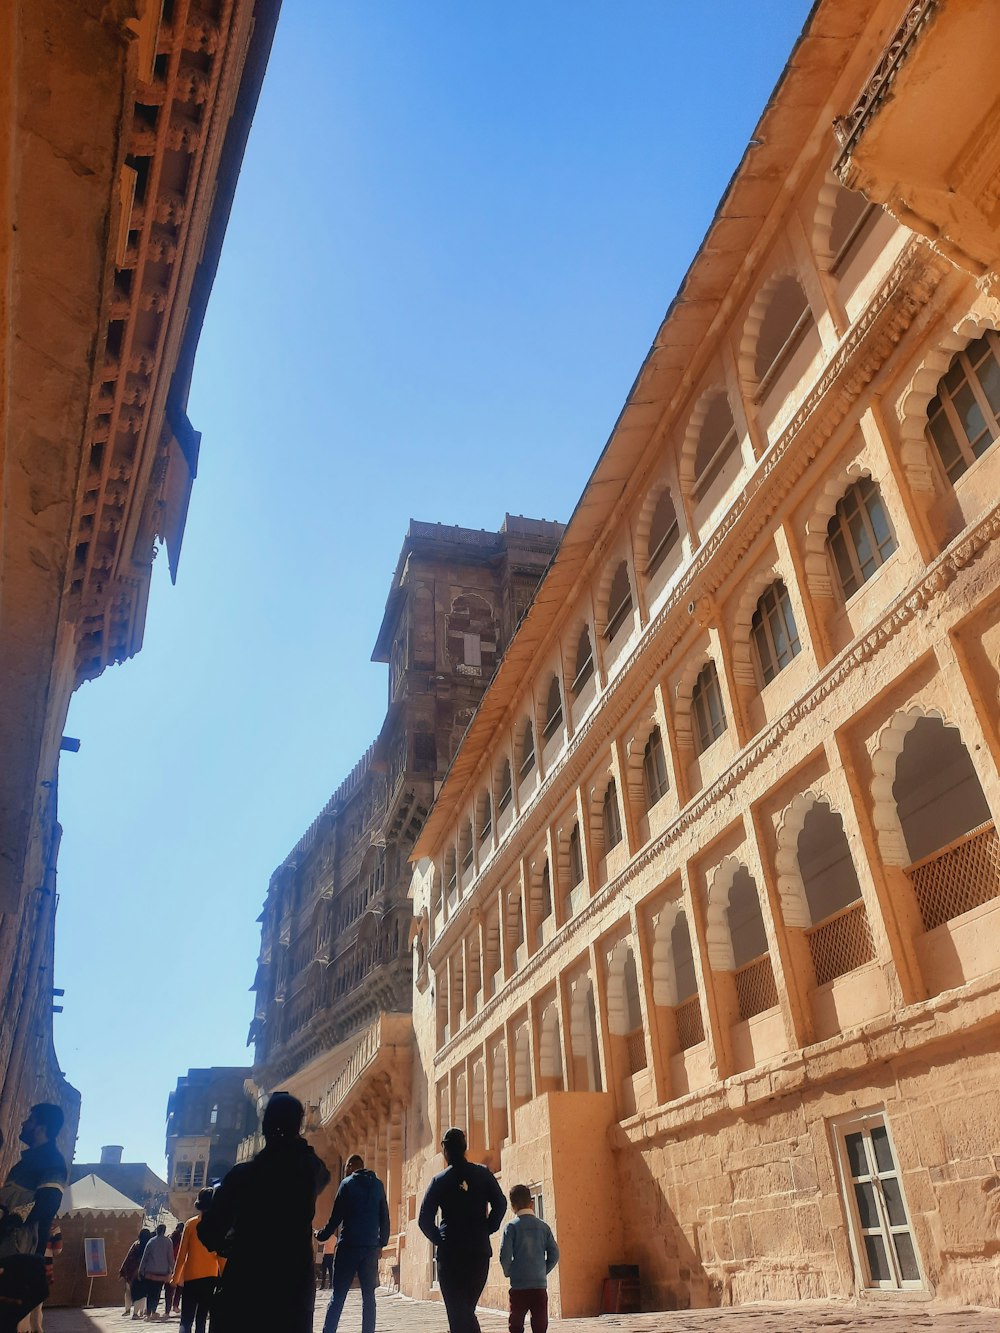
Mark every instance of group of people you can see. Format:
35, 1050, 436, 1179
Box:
0, 1093, 557, 1333
119, 1196, 219, 1330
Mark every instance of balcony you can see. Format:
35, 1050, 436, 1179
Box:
905, 821, 1000, 932
317, 1011, 412, 1130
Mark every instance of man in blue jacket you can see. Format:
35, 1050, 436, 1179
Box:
316, 1154, 390, 1333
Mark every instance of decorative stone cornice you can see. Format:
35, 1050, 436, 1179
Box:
427, 238, 949, 968
432, 496, 1000, 1067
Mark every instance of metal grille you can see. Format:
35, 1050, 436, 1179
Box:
806, 900, 875, 986
675, 996, 705, 1050
625, 1028, 647, 1074
734, 954, 779, 1021
905, 821, 1000, 932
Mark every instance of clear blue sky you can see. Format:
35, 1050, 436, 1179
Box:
56, 0, 814, 1173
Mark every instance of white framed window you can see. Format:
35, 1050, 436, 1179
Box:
826, 477, 897, 600
925, 332, 1000, 483
463, 633, 482, 667
832, 1110, 923, 1292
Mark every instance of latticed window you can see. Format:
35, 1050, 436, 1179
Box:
572, 625, 594, 696
925, 332, 1000, 483
751, 581, 801, 685
568, 824, 583, 886
603, 781, 623, 851
542, 675, 563, 741
605, 561, 633, 640
643, 727, 669, 809
827, 476, 896, 599
646, 489, 680, 573
497, 759, 513, 813
692, 661, 726, 753
693, 396, 740, 498
518, 722, 536, 780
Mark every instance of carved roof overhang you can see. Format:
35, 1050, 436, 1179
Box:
70, 0, 280, 686
412, 0, 900, 860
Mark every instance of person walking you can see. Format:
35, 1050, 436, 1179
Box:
138, 1224, 175, 1320
499, 1185, 559, 1333
318, 1234, 336, 1289
197, 1092, 330, 1333
315, 1154, 390, 1333
0, 1107, 68, 1333
162, 1222, 183, 1318
418, 1128, 506, 1333
120, 1227, 151, 1318
170, 1190, 219, 1333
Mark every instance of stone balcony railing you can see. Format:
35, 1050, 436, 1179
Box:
317, 1011, 412, 1129
905, 821, 1000, 932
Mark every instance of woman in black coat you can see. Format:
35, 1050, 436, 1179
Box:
198, 1092, 330, 1333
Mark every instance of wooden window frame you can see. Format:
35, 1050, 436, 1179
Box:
643, 728, 670, 809
751, 581, 801, 686
603, 781, 623, 852
925, 331, 1000, 484
826, 476, 897, 600
692, 661, 727, 754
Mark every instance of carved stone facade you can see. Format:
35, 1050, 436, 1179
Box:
0, 0, 279, 1174
405, 0, 1000, 1317
165, 1067, 256, 1218
247, 517, 563, 1237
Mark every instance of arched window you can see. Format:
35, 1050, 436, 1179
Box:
751, 581, 801, 685
603, 780, 623, 852
925, 333, 1000, 483
893, 718, 992, 866
444, 847, 458, 895
795, 801, 874, 985
826, 476, 897, 599
646, 489, 680, 573
605, 562, 633, 640
829, 188, 878, 273
622, 950, 646, 1071
542, 675, 563, 741
693, 396, 740, 498
643, 727, 669, 809
459, 819, 474, 873
571, 625, 594, 695
692, 662, 726, 753
568, 824, 583, 887
754, 276, 813, 389
540, 861, 552, 921
477, 789, 492, 844
518, 721, 536, 781
497, 758, 513, 813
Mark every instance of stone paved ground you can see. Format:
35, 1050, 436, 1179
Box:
44, 1292, 1000, 1333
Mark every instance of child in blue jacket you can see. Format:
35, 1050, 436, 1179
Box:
498, 1184, 559, 1333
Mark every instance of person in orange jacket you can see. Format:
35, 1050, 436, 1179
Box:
171, 1190, 220, 1333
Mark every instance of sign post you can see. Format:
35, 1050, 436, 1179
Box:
84, 1237, 107, 1308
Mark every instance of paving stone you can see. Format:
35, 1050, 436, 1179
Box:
43, 1292, 1000, 1333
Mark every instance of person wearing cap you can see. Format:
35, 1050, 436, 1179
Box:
418, 1128, 506, 1333
198, 1091, 330, 1333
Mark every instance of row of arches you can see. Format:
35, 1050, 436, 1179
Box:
432, 707, 999, 1077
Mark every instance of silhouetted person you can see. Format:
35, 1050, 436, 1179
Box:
198, 1092, 330, 1333
316, 1153, 390, 1333
0, 1109, 67, 1333
418, 1128, 506, 1333
172, 1189, 220, 1333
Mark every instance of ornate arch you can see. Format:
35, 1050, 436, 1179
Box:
471, 1058, 486, 1125
774, 789, 836, 927
870, 704, 953, 866
673, 647, 716, 752
623, 704, 663, 814
704, 856, 747, 972
512, 1023, 532, 1099
635, 471, 682, 569
594, 553, 633, 639
679, 384, 730, 495
538, 1002, 562, 1080
651, 899, 685, 1006
738, 264, 808, 390
569, 975, 595, 1057
454, 1071, 468, 1128
490, 1040, 507, 1110
525, 849, 549, 923
896, 305, 1000, 492
605, 939, 635, 1035
731, 565, 790, 688
802, 459, 870, 599
586, 761, 615, 862
812, 172, 843, 267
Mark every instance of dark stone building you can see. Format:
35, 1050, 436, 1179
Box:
245, 516, 563, 1210
165, 1066, 256, 1217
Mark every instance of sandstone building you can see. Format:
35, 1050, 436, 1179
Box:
166, 1067, 256, 1217
0, 0, 279, 1170
246, 517, 563, 1229
405, 0, 1000, 1314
